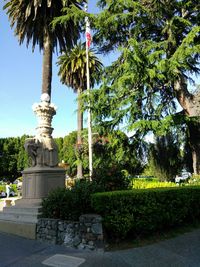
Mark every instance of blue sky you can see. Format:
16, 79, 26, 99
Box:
0, 1, 115, 138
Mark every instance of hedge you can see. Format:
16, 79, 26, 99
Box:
41, 180, 105, 220
91, 187, 200, 239
132, 179, 177, 189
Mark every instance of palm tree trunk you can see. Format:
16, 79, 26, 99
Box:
77, 87, 83, 179
42, 34, 52, 100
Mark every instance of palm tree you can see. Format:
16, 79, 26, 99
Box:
57, 43, 103, 178
4, 0, 86, 101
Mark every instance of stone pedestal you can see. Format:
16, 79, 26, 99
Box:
22, 167, 65, 200
0, 95, 66, 239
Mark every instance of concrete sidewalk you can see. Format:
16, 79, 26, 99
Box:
1, 228, 200, 267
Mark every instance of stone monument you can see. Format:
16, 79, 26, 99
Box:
0, 94, 65, 238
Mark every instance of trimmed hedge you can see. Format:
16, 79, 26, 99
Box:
91, 187, 200, 239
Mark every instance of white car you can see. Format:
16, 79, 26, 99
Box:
175, 171, 191, 183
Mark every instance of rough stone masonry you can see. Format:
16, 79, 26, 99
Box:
36, 214, 104, 251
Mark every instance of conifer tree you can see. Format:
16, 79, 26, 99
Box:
92, 0, 200, 174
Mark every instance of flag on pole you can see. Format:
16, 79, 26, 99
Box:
85, 16, 92, 48
84, 3, 93, 179
85, 3, 91, 48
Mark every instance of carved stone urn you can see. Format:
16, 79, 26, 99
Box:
20, 94, 65, 205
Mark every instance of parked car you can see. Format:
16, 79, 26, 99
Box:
175, 170, 191, 183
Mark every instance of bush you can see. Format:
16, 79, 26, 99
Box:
132, 179, 177, 189
0, 185, 5, 192
10, 184, 17, 193
188, 175, 200, 185
0, 184, 17, 195
41, 180, 105, 221
91, 187, 200, 240
92, 165, 130, 191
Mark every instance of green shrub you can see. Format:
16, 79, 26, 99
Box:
0, 184, 17, 194
91, 187, 200, 240
41, 188, 71, 219
188, 175, 200, 185
41, 180, 105, 221
0, 185, 5, 192
132, 179, 177, 189
92, 165, 130, 191
10, 184, 17, 193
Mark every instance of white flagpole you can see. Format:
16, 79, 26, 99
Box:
85, 3, 93, 180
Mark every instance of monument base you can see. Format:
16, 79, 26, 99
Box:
0, 167, 65, 239
0, 204, 40, 239
22, 166, 65, 199
0, 220, 37, 239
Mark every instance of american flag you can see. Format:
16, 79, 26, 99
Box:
85, 16, 92, 48
85, 3, 92, 48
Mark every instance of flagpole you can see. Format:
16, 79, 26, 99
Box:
85, 3, 93, 181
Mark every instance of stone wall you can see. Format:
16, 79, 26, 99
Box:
36, 214, 104, 250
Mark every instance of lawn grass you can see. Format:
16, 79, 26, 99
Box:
105, 222, 200, 251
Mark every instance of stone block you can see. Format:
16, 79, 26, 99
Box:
91, 223, 103, 235
72, 235, 81, 247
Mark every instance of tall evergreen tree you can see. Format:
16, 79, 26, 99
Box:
91, 0, 200, 173
146, 132, 183, 181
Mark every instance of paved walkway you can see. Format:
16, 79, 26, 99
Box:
1, 228, 200, 267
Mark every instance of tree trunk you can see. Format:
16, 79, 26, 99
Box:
77, 88, 83, 179
187, 119, 200, 175
42, 34, 52, 101
174, 75, 200, 174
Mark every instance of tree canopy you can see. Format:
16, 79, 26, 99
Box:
87, 0, 200, 173
0, 136, 29, 181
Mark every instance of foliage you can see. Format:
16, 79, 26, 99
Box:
91, 0, 200, 131
0, 136, 29, 182
145, 132, 183, 181
91, 187, 200, 240
10, 184, 17, 193
59, 129, 145, 181
188, 175, 200, 185
88, 0, 200, 173
0, 184, 17, 194
4, 0, 86, 52
92, 165, 129, 191
16, 135, 29, 172
55, 137, 64, 162
41, 180, 105, 220
57, 43, 103, 92
132, 179, 177, 189
91, 130, 143, 190
61, 131, 78, 177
